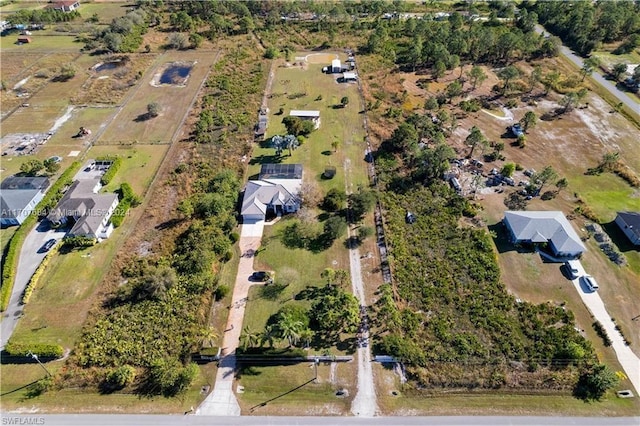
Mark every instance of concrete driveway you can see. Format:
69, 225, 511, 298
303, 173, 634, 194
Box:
197, 226, 264, 416
568, 260, 640, 395
0, 221, 66, 349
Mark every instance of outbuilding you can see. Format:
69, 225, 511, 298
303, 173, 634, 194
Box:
331, 59, 341, 73
342, 72, 357, 82
17, 36, 31, 44
615, 211, 640, 246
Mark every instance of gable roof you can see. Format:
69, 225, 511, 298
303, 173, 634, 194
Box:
1, 176, 49, 220
504, 211, 586, 254
241, 180, 299, 217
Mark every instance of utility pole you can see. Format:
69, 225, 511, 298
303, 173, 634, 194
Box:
28, 352, 51, 377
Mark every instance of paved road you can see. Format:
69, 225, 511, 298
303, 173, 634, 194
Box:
3, 414, 638, 426
570, 261, 640, 395
535, 25, 638, 113
0, 222, 65, 350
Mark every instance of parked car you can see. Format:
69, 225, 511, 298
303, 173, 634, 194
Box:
565, 259, 581, 279
581, 275, 599, 292
41, 238, 56, 252
251, 271, 272, 282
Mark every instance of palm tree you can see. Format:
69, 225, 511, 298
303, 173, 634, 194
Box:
277, 313, 304, 347
260, 325, 279, 348
241, 326, 259, 351
299, 327, 314, 349
200, 327, 219, 348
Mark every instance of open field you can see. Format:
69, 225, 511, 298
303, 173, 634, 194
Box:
235, 362, 357, 415
0, 34, 81, 51
97, 51, 215, 144
0, 362, 216, 413
373, 359, 640, 416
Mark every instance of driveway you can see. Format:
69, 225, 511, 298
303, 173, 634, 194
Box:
569, 261, 640, 395
197, 227, 263, 416
1, 221, 66, 349
535, 25, 638, 112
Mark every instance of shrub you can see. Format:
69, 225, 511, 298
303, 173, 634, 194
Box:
145, 359, 198, 397
214, 284, 230, 301
592, 321, 612, 346
357, 226, 374, 242
99, 157, 122, 185
63, 235, 97, 248
460, 98, 482, 112
323, 188, 347, 211
5, 342, 64, 358
22, 246, 59, 304
501, 163, 516, 177
264, 46, 279, 59
106, 365, 136, 389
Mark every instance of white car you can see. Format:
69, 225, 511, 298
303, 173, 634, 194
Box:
581, 275, 599, 292
565, 260, 581, 279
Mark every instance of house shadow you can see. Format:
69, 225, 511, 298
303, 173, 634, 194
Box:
248, 154, 283, 166
488, 222, 518, 254
601, 221, 639, 253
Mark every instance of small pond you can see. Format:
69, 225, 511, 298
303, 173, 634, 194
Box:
94, 61, 121, 72
159, 63, 193, 85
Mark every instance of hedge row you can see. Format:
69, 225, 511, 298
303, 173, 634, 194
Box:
111, 182, 140, 228
22, 245, 59, 304
99, 156, 122, 185
1, 162, 80, 311
4, 342, 64, 359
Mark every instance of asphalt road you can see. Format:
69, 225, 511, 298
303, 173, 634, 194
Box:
2, 414, 638, 426
535, 25, 639, 113
0, 221, 65, 350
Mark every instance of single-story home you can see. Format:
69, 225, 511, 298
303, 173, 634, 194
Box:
331, 59, 342, 73
240, 164, 303, 223
615, 211, 640, 246
1, 176, 50, 226
47, 178, 118, 240
503, 210, 586, 258
49, 0, 80, 12
289, 110, 320, 129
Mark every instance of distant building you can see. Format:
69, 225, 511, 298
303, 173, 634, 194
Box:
331, 59, 341, 73
49, 0, 80, 12
615, 212, 640, 246
503, 210, 586, 258
240, 164, 303, 223
47, 164, 119, 240
1, 176, 50, 226
289, 110, 320, 129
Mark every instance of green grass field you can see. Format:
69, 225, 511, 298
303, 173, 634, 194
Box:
235, 362, 356, 415
0, 34, 82, 51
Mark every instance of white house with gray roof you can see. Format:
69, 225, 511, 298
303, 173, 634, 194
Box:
0, 176, 50, 226
503, 211, 586, 258
240, 164, 302, 223
47, 178, 118, 240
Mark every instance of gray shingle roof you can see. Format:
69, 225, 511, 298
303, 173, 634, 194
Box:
504, 211, 586, 254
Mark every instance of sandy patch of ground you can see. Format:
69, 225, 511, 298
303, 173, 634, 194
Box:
49, 105, 75, 133
305, 53, 338, 64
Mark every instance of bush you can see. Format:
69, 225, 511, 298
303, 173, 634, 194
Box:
592, 321, 612, 346
264, 46, 279, 59
214, 284, 230, 301
324, 216, 348, 240
323, 188, 347, 211
460, 98, 482, 112
63, 235, 97, 249
106, 365, 136, 389
5, 342, 64, 358
501, 163, 516, 177
99, 157, 122, 185
357, 226, 374, 242
144, 358, 198, 397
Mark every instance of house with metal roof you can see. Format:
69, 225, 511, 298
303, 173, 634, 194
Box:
289, 110, 321, 129
503, 211, 586, 258
615, 211, 640, 246
1, 176, 50, 226
240, 164, 302, 223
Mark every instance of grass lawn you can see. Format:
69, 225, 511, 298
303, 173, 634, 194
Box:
245, 216, 351, 337
87, 144, 169, 197
0, 34, 82, 52
1, 226, 17, 256
235, 361, 356, 415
